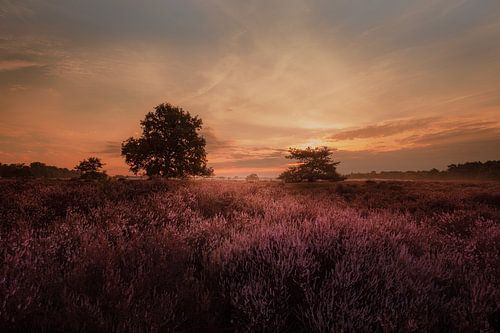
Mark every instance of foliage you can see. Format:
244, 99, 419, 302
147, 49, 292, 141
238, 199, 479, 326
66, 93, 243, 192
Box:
279, 146, 345, 182
74, 157, 107, 180
348, 160, 500, 180
0, 162, 78, 179
245, 173, 259, 182
121, 103, 213, 178
1, 180, 499, 332
79, 170, 109, 181
0, 163, 33, 178
75, 157, 104, 174
448, 160, 500, 179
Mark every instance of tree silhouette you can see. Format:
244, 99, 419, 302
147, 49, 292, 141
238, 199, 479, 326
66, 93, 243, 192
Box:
246, 173, 259, 182
0, 162, 78, 179
75, 157, 107, 180
121, 103, 213, 178
0, 163, 33, 178
278, 146, 345, 182
447, 160, 500, 179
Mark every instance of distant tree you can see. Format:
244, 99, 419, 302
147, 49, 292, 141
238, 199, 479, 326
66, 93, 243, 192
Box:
30, 162, 47, 169
347, 161, 500, 180
30, 162, 50, 178
447, 160, 500, 180
0, 162, 79, 179
0, 163, 33, 178
75, 157, 107, 180
121, 103, 213, 178
75, 157, 104, 173
278, 146, 345, 182
246, 173, 259, 182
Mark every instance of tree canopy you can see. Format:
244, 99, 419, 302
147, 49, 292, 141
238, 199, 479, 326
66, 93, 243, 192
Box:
447, 160, 500, 179
75, 157, 107, 180
0, 162, 78, 179
75, 157, 104, 173
348, 160, 500, 180
246, 173, 259, 182
121, 103, 213, 178
278, 146, 345, 182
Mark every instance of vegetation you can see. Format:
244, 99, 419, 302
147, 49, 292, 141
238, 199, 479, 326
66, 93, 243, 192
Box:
74, 157, 108, 180
448, 160, 500, 179
245, 173, 259, 182
349, 160, 500, 181
1, 179, 498, 332
121, 103, 213, 178
279, 146, 345, 182
0, 162, 78, 179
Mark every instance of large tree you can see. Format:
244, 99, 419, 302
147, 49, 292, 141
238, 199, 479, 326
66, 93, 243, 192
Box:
278, 146, 345, 182
121, 103, 213, 178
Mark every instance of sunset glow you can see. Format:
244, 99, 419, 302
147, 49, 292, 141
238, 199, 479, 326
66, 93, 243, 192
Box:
1, 0, 499, 176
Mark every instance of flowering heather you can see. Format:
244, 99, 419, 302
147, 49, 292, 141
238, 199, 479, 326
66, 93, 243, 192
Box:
0, 180, 499, 332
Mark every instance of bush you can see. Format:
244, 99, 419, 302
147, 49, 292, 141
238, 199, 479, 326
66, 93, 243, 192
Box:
79, 171, 109, 181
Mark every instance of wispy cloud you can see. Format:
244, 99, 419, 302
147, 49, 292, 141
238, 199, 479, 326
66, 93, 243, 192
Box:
399, 123, 500, 146
0, 59, 42, 71
0, 0, 34, 18
91, 141, 122, 157
1, 0, 499, 175
330, 117, 438, 141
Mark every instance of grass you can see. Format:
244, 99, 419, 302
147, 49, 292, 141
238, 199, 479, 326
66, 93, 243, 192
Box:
1, 179, 499, 332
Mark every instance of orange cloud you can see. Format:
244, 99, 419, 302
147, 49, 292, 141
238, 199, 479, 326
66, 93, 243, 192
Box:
1, 1, 500, 175
0, 59, 42, 71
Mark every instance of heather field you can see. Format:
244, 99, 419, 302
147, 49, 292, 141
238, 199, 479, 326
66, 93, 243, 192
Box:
1, 179, 499, 332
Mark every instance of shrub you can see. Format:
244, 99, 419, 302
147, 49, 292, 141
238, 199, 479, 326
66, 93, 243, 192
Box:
0, 180, 498, 332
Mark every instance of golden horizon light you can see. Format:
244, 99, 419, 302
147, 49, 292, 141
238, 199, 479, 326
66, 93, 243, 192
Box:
1, 1, 499, 176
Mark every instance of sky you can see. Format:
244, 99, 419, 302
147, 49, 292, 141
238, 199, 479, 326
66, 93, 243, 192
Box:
1, 0, 500, 176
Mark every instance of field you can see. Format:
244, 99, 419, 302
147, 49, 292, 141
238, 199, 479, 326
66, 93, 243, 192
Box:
1, 179, 499, 332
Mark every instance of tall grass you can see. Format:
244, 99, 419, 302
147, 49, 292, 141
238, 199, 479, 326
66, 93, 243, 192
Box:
1, 180, 499, 332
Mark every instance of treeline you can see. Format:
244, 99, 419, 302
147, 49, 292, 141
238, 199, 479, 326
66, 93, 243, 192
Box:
0, 162, 79, 179
348, 160, 500, 181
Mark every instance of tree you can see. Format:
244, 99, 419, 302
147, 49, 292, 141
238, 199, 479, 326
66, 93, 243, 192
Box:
0, 163, 33, 178
121, 103, 213, 178
0, 162, 78, 179
246, 173, 259, 182
278, 146, 345, 182
75, 157, 107, 180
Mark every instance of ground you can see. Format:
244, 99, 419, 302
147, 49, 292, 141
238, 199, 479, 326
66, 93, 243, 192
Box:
1, 179, 499, 332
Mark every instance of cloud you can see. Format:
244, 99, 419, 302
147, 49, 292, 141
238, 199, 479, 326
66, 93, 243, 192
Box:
91, 141, 122, 157
326, 116, 500, 153
202, 126, 235, 152
204, 127, 286, 164
0, 1, 34, 18
400, 125, 500, 146
0, 59, 42, 71
330, 117, 437, 141
336, 137, 500, 173
1, 0, 500, 175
